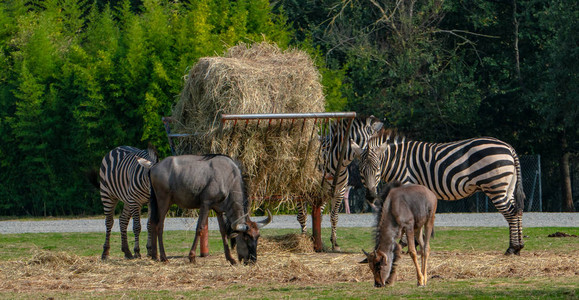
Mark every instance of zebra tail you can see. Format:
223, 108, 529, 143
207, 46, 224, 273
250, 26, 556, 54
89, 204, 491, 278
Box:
514, 154, 526, 215
86, 169, 100, 189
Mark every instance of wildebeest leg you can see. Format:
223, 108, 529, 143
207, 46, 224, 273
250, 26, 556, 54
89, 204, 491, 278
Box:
189, 206, 210, 263
146, 210, 152, 257
101, 197, 118, 260
119, 205, 133, 259
406, 227, 425, 287
216, 213, 237, 265
131, 204, 142, 258
153, 201, 171, 262
422, 217, 435, 286
416, 228, 424, 256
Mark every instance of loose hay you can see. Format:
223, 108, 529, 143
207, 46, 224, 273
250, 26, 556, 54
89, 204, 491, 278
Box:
170, 42, 328, 209
1, 248, 577, 292
260, 233, 315, 254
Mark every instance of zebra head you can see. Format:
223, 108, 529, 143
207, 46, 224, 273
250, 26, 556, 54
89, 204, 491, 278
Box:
317, 116, 384, 183
351, 138, 389, 207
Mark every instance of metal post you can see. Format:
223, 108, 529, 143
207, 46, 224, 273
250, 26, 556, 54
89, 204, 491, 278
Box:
162, 117, 177, 156
199, 223, 209, 257
538, 155, 542, 212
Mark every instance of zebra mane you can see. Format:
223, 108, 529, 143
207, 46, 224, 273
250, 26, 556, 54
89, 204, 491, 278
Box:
368, 128, 405, 147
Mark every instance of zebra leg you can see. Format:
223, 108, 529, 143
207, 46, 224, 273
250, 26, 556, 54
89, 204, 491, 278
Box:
131, 204, 142, 259
101, 199, 116, 260
296, 200, 308, 234
492, 195, 524, 255
101, 195, 119, 260
504, 213, 524, 255
119, 206, 134, 259
329, 192, 344, 251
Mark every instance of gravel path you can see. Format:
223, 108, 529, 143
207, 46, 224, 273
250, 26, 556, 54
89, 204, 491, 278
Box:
0, 212, 576, 234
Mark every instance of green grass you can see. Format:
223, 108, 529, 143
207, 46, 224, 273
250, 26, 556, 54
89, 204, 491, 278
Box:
1, 226, 577, 299
0, 277, 576, 299
1, 227, 577, 261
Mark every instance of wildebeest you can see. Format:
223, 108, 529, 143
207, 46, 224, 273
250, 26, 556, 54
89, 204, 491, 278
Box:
362, 181, 437, 287
138, 154, 272, 265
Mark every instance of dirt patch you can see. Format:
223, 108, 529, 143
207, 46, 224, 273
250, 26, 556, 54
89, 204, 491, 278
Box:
1, 244, 577, 292
548, 232, 578, 237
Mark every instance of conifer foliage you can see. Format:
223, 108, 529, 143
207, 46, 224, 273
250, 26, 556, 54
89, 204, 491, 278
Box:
0, 0, 291, 216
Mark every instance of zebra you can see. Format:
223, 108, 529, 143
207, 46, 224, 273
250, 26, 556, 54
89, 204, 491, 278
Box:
296, 116, 383, 250
351, 130, 525, 255
99, 145, 158, 260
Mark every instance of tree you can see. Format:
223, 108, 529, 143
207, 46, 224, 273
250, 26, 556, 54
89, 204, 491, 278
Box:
524, 0, 578, 211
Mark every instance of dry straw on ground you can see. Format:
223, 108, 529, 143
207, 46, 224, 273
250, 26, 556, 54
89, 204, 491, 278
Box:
1, 242, 577, 293
171, 42, 327, 208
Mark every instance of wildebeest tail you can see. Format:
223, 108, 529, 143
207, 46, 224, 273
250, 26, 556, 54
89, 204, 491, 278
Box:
149, 181, 159, 224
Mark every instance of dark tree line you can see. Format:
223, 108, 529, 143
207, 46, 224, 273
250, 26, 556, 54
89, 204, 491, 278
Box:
0, 0, 576, 216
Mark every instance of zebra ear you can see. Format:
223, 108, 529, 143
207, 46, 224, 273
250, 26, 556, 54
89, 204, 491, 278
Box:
378, 141, 389, 153
350, 139, 363, 158
367, 115, 383, 132
137, 157, 154, 169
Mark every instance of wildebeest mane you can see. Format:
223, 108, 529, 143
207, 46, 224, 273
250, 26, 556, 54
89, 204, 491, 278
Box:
372, 180, 404, 283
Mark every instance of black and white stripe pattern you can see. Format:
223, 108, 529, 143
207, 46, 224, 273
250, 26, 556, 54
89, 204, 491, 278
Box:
352, 131, 525, 255
99, 146, 157, 259
297, 116, 383, 250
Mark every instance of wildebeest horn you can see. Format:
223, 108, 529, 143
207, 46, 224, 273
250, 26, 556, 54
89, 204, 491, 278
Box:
256, 209, 272, 229
360, 249, 370, 264
234, 223, 249, 232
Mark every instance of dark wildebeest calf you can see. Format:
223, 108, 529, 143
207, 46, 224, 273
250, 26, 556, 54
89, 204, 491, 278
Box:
362, 181, 437, 287
138, 154, 272, 265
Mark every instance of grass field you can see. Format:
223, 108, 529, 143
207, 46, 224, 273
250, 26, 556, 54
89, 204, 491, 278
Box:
0, 226, 577, 299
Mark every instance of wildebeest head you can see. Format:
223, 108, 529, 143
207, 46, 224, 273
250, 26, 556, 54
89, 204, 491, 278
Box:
229, 210, 272, 264
362, 248, 396, 287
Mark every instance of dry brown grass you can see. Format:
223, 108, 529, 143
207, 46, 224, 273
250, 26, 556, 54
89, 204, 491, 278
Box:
1, 235, 577, 293
170, 42, 328, 209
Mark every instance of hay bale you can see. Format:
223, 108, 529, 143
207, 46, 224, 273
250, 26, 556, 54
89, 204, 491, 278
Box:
171, 42, 328, 207
260, 233, 315, 254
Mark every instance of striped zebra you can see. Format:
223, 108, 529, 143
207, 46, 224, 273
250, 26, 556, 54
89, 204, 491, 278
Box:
296, 116, 383, 250
99, 145, 158, 260
351, 130, 525, 255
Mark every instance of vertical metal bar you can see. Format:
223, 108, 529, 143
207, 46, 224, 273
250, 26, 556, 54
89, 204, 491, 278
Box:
538, 155, 542, 212
162, 117, 177, 156
214, 116, 226, 153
